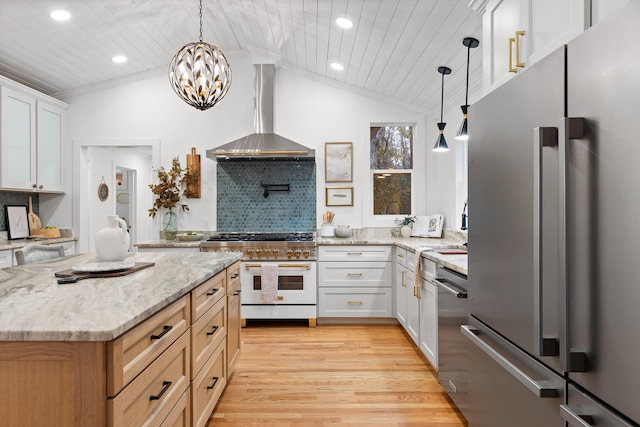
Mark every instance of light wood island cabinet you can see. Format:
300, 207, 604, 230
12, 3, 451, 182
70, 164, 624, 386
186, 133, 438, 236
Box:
0, 252, 241, 427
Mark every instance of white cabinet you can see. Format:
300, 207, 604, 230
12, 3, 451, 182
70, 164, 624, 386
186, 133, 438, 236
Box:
36, 101, 65, 192
419, 273, 438, 369
591, 0, 631, 24
0, 77, 67, 193
394, 248, 408, 327
482, 0, 589, 93
395, 248, 420, 346
1, 86, 36, 190
318, 245, 392, 318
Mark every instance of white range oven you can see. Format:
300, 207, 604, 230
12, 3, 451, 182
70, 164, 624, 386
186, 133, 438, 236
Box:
201, 232, 317, 327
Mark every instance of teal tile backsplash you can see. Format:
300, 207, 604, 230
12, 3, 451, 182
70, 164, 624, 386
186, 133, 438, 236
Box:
217, 161, 316, 232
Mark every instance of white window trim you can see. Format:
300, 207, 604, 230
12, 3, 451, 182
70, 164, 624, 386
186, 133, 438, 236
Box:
362, 114, 426, 228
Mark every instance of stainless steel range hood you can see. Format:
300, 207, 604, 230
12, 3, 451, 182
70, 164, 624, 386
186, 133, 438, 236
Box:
207, 64, 315, 162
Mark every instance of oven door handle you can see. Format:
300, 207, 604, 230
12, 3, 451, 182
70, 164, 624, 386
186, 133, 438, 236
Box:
244, 263, 312, 270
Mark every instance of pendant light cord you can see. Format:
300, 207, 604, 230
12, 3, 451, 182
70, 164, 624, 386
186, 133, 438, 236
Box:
440, 71, 445, 123
465, 45, 470, 105
199, 0, 203, 42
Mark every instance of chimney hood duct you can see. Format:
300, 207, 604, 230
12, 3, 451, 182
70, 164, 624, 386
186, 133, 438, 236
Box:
207, 64, 315, 162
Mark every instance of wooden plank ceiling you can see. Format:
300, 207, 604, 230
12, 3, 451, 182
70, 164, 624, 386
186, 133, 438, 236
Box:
0, 0, 482, 113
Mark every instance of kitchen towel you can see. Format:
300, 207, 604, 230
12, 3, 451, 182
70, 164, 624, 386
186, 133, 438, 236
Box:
414, 247, 432, 289
260, 263, 279, 304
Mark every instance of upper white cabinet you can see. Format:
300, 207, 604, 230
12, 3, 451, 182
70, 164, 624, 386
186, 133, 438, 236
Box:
36, 101, 65, 192
481, 0, 590, 93
0, 77, 67, 193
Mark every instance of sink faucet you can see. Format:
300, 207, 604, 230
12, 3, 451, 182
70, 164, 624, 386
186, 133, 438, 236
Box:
461, 199, 468, 231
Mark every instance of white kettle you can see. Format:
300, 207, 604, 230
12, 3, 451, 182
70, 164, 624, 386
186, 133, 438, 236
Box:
95, 215, 130, 262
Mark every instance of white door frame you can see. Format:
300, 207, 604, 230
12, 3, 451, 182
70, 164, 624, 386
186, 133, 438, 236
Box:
72, 138, 160, 252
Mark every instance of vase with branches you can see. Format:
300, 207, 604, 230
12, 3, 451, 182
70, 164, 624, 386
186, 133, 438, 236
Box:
148, 157, 199, 240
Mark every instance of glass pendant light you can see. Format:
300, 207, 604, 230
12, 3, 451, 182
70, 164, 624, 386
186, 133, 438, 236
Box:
455, 37, 480, 140
169, 0, 232, 111
433, 66, 452, 152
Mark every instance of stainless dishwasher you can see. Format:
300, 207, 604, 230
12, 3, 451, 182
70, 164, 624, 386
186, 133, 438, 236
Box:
434, 266, 468, 418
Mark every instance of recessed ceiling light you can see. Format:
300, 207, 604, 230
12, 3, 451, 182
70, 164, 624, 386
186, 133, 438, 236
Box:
50, 10, 71, 21
330, 62, 344, 71
112, 55, 127, 64
336, 17, 353, 29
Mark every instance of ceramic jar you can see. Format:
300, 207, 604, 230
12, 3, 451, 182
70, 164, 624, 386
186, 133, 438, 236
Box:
400, 225, 412, 238
320, 223, 335, 237
95, 215, 130, 262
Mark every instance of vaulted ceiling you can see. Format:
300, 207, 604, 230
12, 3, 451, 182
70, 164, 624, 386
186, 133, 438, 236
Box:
0, 0, 482, 114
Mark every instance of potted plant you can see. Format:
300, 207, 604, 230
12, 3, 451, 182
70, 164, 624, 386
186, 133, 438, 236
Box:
395, 215, 416, 238
148, 157, 199, 240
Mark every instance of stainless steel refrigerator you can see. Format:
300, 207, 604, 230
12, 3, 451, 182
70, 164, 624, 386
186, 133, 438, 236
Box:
465, 2, 640, 426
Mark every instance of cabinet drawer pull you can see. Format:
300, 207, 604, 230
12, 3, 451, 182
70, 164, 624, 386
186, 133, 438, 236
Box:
150, 325, 172, 340
397, 254, 405, 259
347, 252, 363, 255
347, 273, 363, 277
206, 288, 219, 296
348, 301, 363, 305
207, 376, 219, 390
509, 37, 518, 73
515, 30, 525, 68
206, 325, 219, 336
233, 290, 241, 296
230, 273, 239, 279
149, 380, 172, 401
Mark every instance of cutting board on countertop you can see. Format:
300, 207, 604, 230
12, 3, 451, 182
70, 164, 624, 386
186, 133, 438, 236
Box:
54, 262, 155, 283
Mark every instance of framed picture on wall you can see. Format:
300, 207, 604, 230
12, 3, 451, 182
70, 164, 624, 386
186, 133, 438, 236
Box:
325, 142, 353, 182
326, 186, 354, 206
5, 205, 30, 239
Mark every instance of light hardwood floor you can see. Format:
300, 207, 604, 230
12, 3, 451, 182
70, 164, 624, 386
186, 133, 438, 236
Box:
207, 321, 467, 426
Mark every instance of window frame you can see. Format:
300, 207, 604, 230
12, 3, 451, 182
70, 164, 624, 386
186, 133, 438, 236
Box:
363, 115, 426, 228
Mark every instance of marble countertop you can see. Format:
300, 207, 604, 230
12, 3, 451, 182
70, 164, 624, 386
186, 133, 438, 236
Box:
136, 233, 468, 275
0, 251, 242, 342
135, 239, 203, 248
0, 236, 77, 251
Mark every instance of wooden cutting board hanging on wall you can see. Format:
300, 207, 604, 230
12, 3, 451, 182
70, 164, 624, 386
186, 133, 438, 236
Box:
186, 147, 201, 198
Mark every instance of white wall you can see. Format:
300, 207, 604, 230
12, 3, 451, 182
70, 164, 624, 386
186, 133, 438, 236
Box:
274, 67, 428, 228
62, 51, 467, 239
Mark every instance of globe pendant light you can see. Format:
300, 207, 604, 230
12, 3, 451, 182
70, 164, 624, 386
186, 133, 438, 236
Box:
455, 37, 480, 140
169, 0, 232, 111
433, 66, 452, 152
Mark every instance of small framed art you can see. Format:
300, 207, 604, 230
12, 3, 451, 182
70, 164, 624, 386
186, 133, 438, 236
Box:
325, 142, 353, 182
326, 186, 354, 206
5, 205, 30, 239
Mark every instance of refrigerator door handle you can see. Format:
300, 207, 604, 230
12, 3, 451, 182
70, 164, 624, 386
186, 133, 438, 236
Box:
560, 404, 595, 426
461, 325, 558, 398
559, 117, 588, 373
533, 126, 560, 357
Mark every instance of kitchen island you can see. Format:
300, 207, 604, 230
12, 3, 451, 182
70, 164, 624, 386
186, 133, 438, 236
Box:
0, 250, 242, 427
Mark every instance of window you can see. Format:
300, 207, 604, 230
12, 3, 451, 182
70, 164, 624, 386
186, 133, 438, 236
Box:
370, 125, 413, 216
